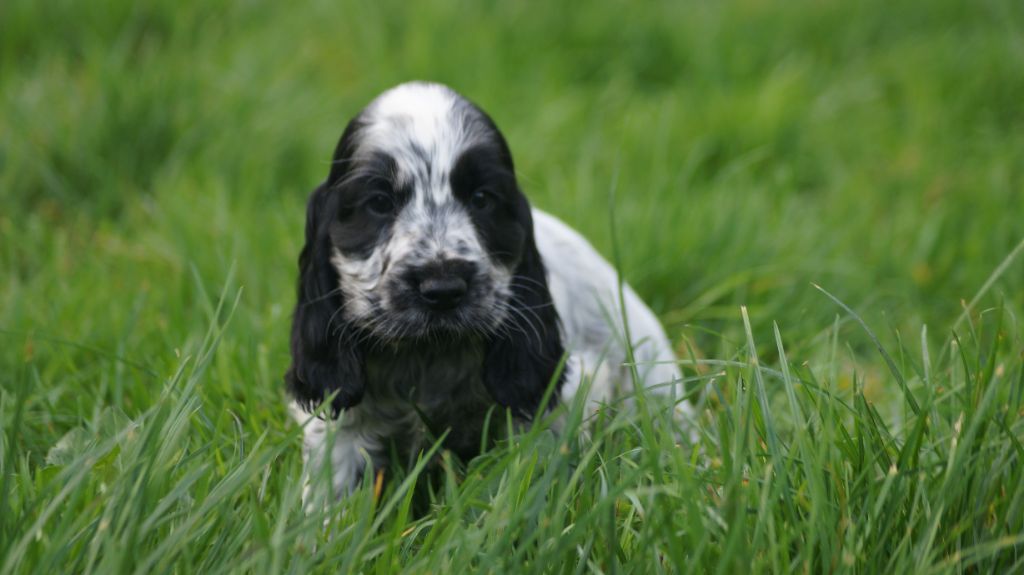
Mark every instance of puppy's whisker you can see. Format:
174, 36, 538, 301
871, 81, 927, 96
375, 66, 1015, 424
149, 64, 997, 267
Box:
501, 304, 545, 356
299, 287, 344, 307
512, 301, 556, 312
507, 296, 551, 340
509, 275, 549, 290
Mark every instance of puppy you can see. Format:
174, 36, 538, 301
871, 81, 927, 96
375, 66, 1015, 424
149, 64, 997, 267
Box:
286, 82, 692, 502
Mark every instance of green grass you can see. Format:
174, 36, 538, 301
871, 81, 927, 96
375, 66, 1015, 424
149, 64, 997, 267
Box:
2, 0, 1024, 572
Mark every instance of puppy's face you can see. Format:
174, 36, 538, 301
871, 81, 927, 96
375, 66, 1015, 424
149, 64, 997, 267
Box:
324, 84, 529, 341
288, 82, 565, 414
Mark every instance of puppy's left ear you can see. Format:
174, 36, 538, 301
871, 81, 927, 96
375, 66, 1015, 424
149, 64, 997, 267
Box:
482, 208, 566, 418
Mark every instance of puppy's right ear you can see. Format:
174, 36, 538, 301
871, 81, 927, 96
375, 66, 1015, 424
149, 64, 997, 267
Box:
285, 182, 364, 417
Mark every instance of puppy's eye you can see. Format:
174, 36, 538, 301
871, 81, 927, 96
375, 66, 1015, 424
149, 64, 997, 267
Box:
469, 188, 495, 212
364, 193, 396, 217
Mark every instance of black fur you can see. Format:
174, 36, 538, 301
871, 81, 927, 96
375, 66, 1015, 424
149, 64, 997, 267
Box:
284, 115, 369, 417
450, 140, 566, 417
481, 206, 566, 418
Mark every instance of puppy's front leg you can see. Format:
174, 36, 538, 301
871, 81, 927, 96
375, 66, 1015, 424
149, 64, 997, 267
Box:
291, 403, 386, 509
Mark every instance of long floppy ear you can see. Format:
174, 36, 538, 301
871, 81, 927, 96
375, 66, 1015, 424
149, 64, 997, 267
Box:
285, 182, 365, 416
482, 207, 566, 418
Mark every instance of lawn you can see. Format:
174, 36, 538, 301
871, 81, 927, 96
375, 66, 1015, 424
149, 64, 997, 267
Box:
2, 0, 1024, 572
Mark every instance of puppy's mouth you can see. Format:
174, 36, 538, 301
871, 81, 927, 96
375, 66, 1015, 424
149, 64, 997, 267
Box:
405, 307, 481, 336
350, 281, 506, 343
364, 305, 502, 343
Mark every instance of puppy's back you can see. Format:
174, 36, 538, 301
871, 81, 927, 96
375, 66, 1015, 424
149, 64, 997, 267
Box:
531, 209, 689, 415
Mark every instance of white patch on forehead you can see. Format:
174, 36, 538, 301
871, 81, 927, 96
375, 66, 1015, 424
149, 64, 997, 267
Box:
355, 82, 488, 204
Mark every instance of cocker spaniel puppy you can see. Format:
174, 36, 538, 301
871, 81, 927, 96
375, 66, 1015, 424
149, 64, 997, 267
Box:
286, 82, 692, 501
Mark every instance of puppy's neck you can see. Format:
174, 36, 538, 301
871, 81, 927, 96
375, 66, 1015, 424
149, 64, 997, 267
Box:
362, 337, 487, 405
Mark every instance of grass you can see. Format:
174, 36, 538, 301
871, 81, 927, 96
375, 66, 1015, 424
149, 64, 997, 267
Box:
2, 0, 1024, 572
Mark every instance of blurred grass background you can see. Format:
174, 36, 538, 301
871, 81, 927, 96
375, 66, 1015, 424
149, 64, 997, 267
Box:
2, 0, 1024, 572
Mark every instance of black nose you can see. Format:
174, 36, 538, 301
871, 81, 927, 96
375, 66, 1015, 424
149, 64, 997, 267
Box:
411, 260, 477, 311
418, 276, 468, 310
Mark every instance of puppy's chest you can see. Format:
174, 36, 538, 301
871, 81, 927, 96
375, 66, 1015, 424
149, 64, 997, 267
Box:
363, 344, 495, 451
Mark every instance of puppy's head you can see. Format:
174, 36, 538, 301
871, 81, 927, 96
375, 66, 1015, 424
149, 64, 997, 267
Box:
286, 83, 564, 416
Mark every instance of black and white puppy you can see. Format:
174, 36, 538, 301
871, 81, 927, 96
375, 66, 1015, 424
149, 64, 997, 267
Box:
286, 82, 691, 501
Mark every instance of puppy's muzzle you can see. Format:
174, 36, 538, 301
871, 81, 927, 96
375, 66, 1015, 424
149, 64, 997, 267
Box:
408, 259, 478, 311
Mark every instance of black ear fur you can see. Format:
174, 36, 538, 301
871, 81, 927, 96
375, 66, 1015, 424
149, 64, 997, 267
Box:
285, 116, 370, 416
482, 207, 566, 418
285, 182, 365, 416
